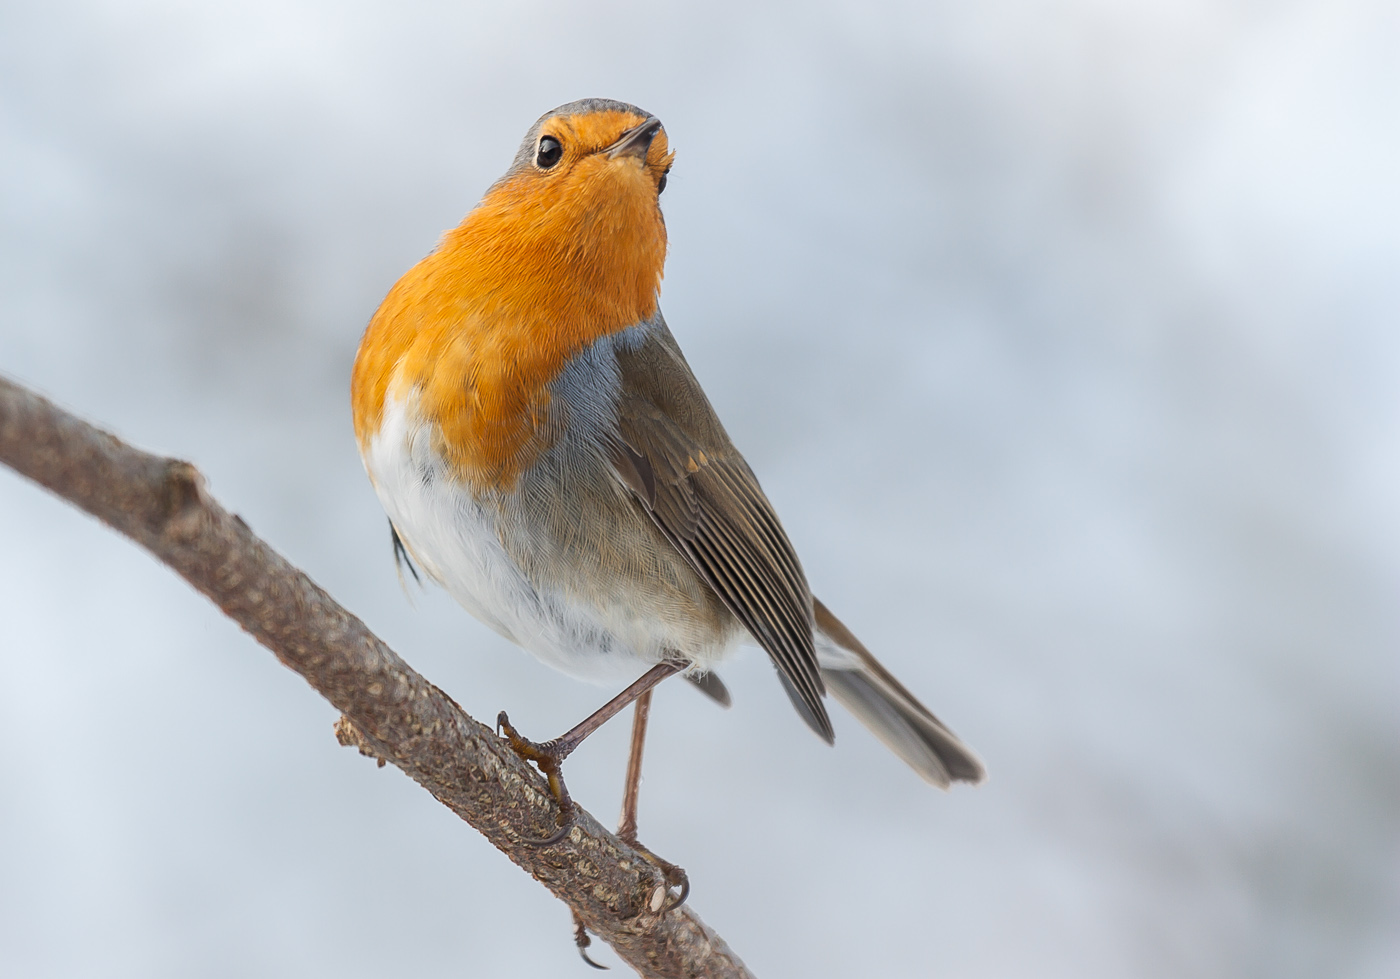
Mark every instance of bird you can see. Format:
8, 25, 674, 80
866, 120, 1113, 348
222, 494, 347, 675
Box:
350, 97, 984, 954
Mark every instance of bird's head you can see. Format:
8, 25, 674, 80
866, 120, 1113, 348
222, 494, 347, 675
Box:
447, 99, 675, 332
497, 100, 674, 213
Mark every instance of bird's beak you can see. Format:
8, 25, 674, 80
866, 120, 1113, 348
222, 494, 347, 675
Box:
607, 117, 662, 161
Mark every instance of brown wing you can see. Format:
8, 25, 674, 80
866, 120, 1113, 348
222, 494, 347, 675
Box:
609, 321, 832, 742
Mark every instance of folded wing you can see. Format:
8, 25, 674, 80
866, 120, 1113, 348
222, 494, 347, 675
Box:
609, 322, 832, 742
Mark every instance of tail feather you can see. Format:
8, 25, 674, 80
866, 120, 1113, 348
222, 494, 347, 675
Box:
814, 598, 986, 788
684, 669, 733, 707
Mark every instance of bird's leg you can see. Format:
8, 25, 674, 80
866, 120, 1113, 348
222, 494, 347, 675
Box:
616, 689, 652, 843
557, 694, 663, 975
616, 688, 689, 911
497, 660, 681, 847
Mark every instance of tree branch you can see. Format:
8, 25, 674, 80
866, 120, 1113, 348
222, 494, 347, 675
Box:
0, 374, 754, 979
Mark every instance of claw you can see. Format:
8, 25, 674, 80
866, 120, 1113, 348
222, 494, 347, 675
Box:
497, 711, 577, 846
572, 911, 609, 970
664, 866, 690, 913
521, 814, 575, 848
577, 943, 609, 970
653, 861, 689, 913
627, 838, 689, 914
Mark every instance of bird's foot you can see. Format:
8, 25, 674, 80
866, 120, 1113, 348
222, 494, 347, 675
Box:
497, 711, 577, 846
621, 833, 689, 913
571, 910, 608, 970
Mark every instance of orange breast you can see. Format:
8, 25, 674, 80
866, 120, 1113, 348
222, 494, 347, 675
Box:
352, 114, 670, 492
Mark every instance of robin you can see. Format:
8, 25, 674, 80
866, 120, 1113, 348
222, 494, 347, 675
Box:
351, 97, 984, 953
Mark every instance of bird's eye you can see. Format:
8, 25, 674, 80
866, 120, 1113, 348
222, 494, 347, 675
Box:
536, 136, 563, 169
657, 173, 668, 195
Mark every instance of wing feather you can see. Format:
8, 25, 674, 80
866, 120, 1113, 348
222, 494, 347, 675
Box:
609, 323, 832, 742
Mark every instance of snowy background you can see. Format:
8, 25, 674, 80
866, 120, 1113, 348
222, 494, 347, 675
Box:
2, 2, 1397, 976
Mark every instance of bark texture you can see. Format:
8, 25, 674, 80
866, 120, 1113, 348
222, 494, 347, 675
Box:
0, 374, 754, 979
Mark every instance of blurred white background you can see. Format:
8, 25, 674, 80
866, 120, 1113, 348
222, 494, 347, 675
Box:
2, 2, 1397, 976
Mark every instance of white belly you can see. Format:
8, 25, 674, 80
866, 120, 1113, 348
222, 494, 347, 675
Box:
362, 392, 741, 683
